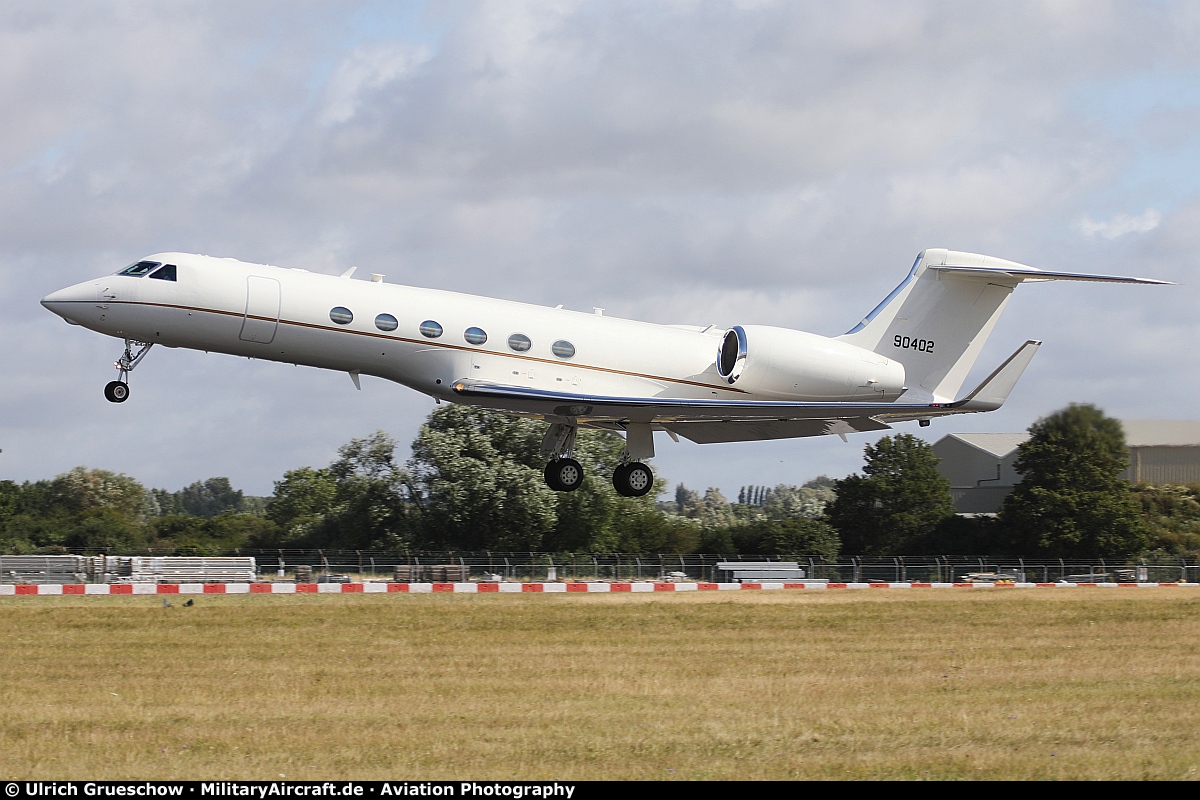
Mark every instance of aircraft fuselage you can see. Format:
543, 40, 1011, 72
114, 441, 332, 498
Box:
42, 252, 904, 407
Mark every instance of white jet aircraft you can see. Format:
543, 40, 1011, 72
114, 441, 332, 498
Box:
41, 249, 1167, 497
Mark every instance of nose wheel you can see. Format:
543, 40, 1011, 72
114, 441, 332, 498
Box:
103, 339, 152, 403
103, 380, 130, 403
612, 462, 654, 497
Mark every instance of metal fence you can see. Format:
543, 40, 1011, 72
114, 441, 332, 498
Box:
11, 549, 1190, 584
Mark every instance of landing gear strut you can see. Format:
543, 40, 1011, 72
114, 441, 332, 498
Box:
104, 339, 152, 403
541, 421, 584, 492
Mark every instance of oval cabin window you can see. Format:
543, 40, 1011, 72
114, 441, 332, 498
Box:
419, 320, 443, 338
551, 340, 576, 359
464, 327, 488, 345
329, 307, 353, 325
375, 313, 398, 332
507, 333, 532, 352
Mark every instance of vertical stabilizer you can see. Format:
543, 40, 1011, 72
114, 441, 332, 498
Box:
838, 249, 1023, 402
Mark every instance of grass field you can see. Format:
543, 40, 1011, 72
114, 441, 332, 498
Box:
1, 589, 1198, 780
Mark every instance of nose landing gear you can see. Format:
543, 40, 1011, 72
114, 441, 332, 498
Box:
103, 339, 152, 403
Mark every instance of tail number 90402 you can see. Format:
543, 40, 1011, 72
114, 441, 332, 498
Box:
894, 335, 935, 353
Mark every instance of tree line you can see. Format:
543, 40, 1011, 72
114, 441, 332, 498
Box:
1, 403, 1197, 559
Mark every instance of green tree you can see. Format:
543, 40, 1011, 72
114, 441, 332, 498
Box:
323, 431, 417, 549
49, 467, 148, 519
265, 466, 339, 545
1132, 483, 1200, 558
264, 432, 416, 549
825, 434, 956, 555
408, 405, 667, 552
409, 406, 558, 550
998, 404, 1147, 557
175, 477, 244, 518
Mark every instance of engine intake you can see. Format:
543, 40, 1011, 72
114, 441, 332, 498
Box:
717, 326, 747, 384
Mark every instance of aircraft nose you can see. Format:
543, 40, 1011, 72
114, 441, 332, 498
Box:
41, 282, 95, 321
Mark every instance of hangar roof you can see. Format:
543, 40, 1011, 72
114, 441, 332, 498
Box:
935, 421, 1200, 458
1121, 420, 1200, 447
935, 432, 1029, 459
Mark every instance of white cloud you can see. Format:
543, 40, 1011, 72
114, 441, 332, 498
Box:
1078, 209, 1162, 239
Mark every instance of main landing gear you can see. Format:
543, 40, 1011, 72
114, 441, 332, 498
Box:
103, 339, 152, 403
540, 421, 655, 497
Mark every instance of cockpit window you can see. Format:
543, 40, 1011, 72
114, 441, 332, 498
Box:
118, 261, 161, 277
148, 264, 177, 282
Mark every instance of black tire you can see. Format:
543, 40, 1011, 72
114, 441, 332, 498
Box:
613, 462, 653, 497
104, 381, 129, 403
544, 458, 584, 492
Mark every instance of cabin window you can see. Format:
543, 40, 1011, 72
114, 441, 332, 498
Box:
148, 264, 177, 282
375, 313, 398, 332
117, 261, 160, 277
464, 326, 487, 345
419, 320, 443, 338
507, 333, 532, 352
329, 307, 354, 325
552, 340, 576, 359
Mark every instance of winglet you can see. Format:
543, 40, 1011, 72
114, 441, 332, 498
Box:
951, 340, 1041, 411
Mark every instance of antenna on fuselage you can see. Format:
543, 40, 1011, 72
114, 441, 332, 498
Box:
340, 266, 357, 279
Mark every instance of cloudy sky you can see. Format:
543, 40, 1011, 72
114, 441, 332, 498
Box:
5, 0, 1199, 498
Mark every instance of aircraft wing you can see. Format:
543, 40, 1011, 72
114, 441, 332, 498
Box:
451, 340, 1041, 443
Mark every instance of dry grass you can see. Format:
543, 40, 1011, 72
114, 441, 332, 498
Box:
1, 589, 1198, 780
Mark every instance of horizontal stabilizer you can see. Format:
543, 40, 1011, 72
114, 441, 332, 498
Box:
927, 265, 1172, 285
952, 340, 1041, 412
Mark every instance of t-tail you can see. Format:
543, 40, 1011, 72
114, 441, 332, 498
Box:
837, 249, 1171, 403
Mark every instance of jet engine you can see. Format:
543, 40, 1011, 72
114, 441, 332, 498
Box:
715, 325, 906, 401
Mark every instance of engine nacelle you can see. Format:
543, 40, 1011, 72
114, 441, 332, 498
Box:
716, 325, 906, 401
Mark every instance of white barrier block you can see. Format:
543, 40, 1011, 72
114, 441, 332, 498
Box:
845, 583, 871, 589
131, 583, 158, 595
408, 583, 433, 593
716, 583, 741, 590
758, 582, 785, 590
630, 582, 654, 593
498, 583, 522, 593
226, 583, 250, 594
541, 583, 567, 592
453, 583, 478, 593
0, 585, 14, 595
84, 584, 108, 595
674, 583, 698, 591
363, 582, 387, 593
586, 582, 611, 592
889, 582, 913, 589
179, 583, 204, 594
1014, 583, 1038, 588
272, 583, 296, 593
316, 582, 342, 593
39, 584, 63, 595
801, 582, 827, 589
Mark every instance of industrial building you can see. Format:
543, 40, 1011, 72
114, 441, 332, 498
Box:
932, 420, 1200, 514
